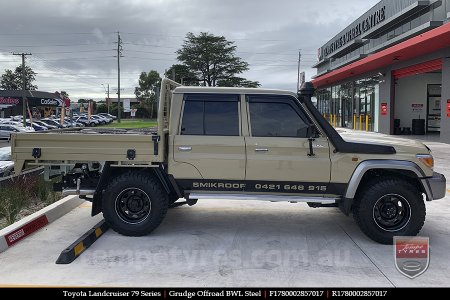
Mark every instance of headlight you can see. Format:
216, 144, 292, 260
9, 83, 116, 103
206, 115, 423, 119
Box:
416, 154, 434, 170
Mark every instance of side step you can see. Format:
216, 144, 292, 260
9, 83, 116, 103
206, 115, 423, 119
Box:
188, 193, 339, 204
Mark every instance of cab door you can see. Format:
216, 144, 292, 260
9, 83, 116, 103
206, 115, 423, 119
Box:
172, 93, 246, 191
244, 94, 333, 196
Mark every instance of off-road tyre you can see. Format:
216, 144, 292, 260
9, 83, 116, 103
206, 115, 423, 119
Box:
102, 172, 168, 236
353, 177, 425, 244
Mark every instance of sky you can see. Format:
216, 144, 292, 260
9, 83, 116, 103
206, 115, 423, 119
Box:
0, 0, 379, 100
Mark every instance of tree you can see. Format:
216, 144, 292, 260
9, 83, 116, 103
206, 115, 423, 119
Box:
176, 32, 259, 87
135, 70, 161, 119
0, 65, 37, 90
77, 98, 96, 112
217, 77, 260, 88
0, 70, 17, 90
60, 91, 69, 99
164, 64, 198, 85
96, 103, 108, 114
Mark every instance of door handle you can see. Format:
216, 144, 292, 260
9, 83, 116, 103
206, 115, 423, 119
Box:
178, 146, 192, 152
255, 148, 269, 152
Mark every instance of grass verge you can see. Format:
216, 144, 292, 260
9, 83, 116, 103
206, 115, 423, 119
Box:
0, 175, 61, 229
98, 119, 157, 129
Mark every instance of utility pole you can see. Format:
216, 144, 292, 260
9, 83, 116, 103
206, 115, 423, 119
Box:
102, 83, 110, 114
107, 84, 110, 114
114, 32, 123, 123
13, 52, 32, 127
297, 49, 302, 93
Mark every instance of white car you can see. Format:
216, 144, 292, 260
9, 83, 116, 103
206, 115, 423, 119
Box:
0, 124, 34, 140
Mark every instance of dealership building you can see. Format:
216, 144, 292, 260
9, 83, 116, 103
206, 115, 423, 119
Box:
312, 0, 450, 143
0, 90, 67, 119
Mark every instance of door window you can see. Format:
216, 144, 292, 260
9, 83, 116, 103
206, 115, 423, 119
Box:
180, 94, 240, 136
248, 96, 310, 138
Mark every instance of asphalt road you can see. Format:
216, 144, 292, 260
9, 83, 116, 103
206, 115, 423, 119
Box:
0, 132, 449, 287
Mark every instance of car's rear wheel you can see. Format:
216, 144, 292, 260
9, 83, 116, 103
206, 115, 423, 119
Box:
353, 178, 425, 244
102, 172, 168, 236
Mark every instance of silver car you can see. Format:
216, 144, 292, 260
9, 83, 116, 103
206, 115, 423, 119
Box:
0, 146, 13, 177
0, 124, 34, 140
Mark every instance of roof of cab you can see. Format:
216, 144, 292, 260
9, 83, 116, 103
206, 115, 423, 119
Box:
173, 86, 298, 97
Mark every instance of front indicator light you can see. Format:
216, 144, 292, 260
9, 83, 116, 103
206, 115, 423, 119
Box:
417, 154, 434, 170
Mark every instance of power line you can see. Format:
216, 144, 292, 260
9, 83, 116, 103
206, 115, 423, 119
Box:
31, 49, 115, 54
121, 32, 318, 44
0, 32, 116, 36
124, 42, 316, 56
0, 42, 113, 48
30, 56, 113, 89
28, 56, 113, 61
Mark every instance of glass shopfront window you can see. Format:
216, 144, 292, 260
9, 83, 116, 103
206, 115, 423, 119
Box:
315, 76, 380, 132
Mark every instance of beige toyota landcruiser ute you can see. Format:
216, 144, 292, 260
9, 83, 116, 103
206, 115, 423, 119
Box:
11, 79, 446, 244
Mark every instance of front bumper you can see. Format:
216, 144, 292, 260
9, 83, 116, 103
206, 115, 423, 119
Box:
421, 172, 447, 200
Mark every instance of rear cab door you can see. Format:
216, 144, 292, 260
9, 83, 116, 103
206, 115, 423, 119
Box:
171, 93, 246, 192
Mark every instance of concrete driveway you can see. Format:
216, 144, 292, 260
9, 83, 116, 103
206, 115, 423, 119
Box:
0, 135, 449, 287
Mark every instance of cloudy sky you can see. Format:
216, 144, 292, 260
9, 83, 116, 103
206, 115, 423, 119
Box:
0, 0, 379, 100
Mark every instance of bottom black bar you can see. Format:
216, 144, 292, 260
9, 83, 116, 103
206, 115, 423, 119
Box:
0, 287, 445, 298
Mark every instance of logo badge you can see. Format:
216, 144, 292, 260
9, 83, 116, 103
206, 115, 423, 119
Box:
394, 236, 429, 279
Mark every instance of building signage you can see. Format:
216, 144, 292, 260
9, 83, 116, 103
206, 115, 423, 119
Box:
411, 103, 424, 113
381, 103, 388, 116
321, 6, 386, 59
447, 100, 450, 118
123, 99, 131, 112
27, 98, 63, 107
40, 98, 62, 106
0, 97, 20, 105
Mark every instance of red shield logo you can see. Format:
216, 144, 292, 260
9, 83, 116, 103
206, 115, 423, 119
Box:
394, 236, 429, 279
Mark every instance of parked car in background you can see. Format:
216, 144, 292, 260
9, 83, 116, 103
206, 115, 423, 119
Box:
0, 146, 13, 177
26, 121, 48, 131
1, 119, 34, 131
75, 116, 93, 126
33, 120, 55, 130
98, 113, 117, 120
10, 115, 24, 122
0, 124, 34, 140
40, 118, 64, 129
89, 115, 107, 125
0, 120, 23, 126
94, 114, 113, 123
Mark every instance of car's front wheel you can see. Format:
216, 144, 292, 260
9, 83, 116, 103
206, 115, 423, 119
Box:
353, 178, 426, 244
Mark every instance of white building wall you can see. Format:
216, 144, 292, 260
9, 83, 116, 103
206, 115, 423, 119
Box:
377, 68, 392, 134
394, 73, 442, 130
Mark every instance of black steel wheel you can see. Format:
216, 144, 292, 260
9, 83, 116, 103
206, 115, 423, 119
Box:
103, 172, 168, 236
373, 194, 411, 232
115, 188, 152, 224
353, 178, 425, 244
